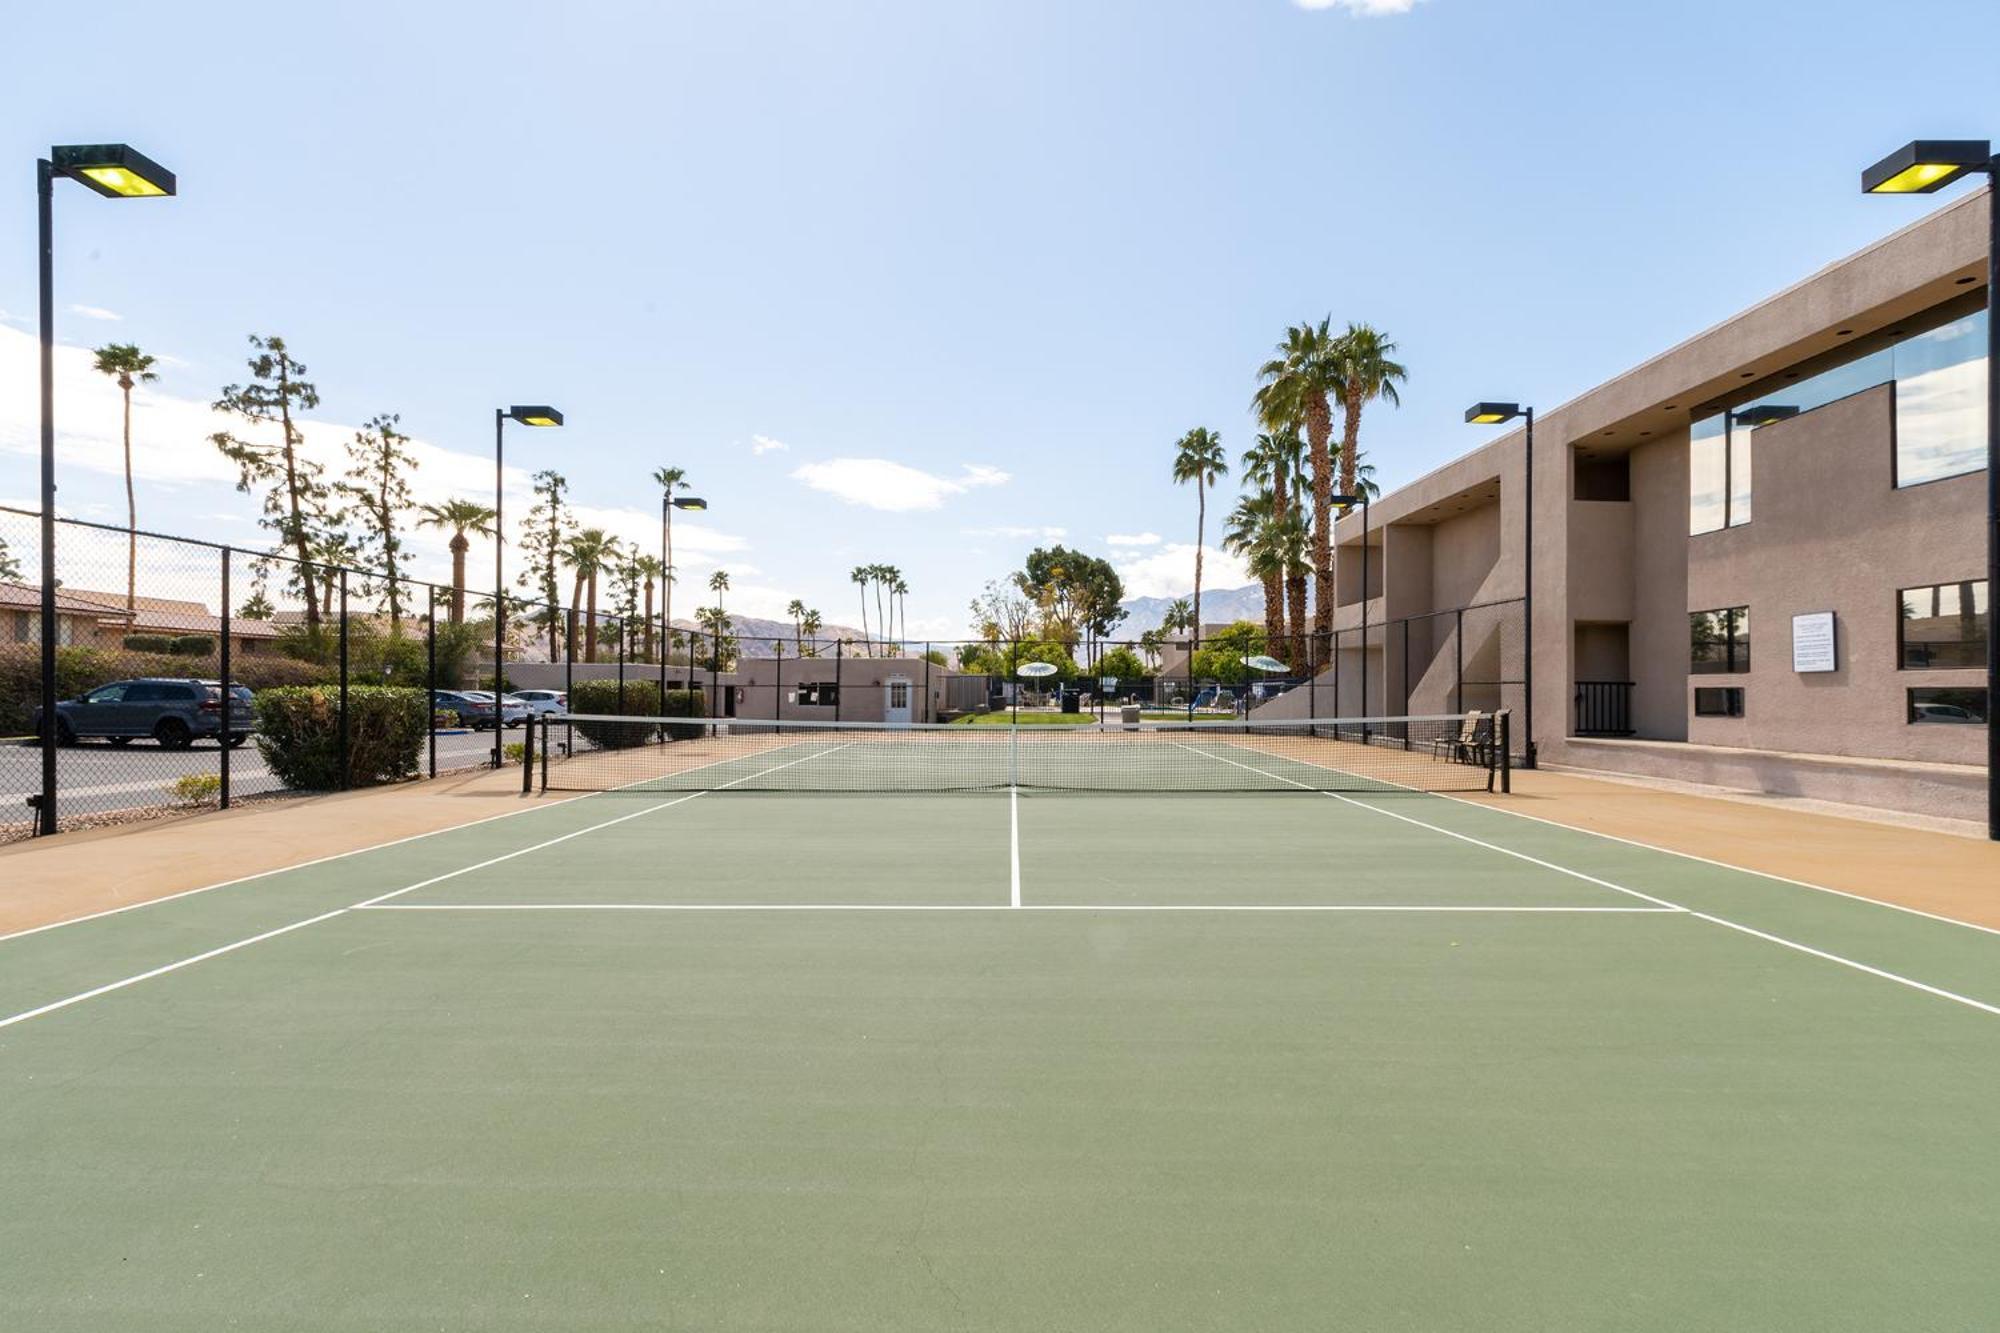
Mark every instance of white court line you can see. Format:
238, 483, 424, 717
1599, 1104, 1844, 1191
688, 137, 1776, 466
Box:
355, 902, 1679, 914
0, 744, 852, 1035
1179, 744, 1682, 910
1009, 785, 1022, 909
1435, 789, 2000, 940
0, 910, 347, 1032
0, 725, 821, 947
1181, 742, 2000, 1021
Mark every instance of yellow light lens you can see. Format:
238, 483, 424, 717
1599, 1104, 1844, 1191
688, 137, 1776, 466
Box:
519, 415, 559, 427
77, 166, 168, 197
1470, 412, 1508, 424
1868, 161, 1963, 193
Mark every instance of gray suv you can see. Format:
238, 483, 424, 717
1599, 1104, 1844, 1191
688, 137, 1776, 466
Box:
39, 678, 256, 749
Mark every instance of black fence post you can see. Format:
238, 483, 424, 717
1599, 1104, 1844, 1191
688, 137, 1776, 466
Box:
923, 642, 932, 724
710, 624, 720, 723
220, 547, 232, 810
1401, 617, 1412, 750
427, 585, 438, 779
775, 639, 785, 728
338, 568, 350, 791
834, 638, 843, 723
522, 713, 535, 794
564, 605, 575, 707
1499, 709, 1512, 794
617, 616, 627, 713
1454, 608, 1465, 716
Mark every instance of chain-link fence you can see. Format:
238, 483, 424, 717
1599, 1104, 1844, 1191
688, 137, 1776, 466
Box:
1, 507, 500, 841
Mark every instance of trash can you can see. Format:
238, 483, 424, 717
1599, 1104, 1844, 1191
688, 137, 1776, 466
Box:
1120, 704, 1141, 731
1060, 688, 1081, 714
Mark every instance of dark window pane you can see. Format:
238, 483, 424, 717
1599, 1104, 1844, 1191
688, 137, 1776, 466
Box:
1695, 687, 1745, 717
1732, 607, 1750, 673
1907, 687, 1987, 725
1690, 607, 1749, 674
1899, 580, 1989, 670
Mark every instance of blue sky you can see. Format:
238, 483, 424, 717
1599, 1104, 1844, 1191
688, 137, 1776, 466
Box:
1, 0, 1993, 639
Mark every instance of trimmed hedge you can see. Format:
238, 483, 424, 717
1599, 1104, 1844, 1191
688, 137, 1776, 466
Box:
253, 685, 429, 790
0, 644, 322, 735
566, 678, 706, 748
121, 634, 216, 656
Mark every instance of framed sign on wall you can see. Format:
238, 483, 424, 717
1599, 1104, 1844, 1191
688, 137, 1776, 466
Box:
1792, 611, 1837, 673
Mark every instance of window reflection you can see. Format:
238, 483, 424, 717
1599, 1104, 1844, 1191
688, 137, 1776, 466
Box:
1690, 606, 1750, 674
1907, 687, 1987, 725
1689, 416, 1727, 535
1899, 580, 1989, 669
1895, 310, 1988, 487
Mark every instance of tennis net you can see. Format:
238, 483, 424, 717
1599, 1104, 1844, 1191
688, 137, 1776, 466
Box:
536, 712, 1509, 795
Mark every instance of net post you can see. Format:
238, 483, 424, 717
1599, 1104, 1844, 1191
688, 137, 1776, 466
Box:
540, 711, 552, 791
338, 568, 351, 790
1498, 709, 1512, 794
1011, 638, 1019, 725
219, 546, 232, 810
427, 586, 438, 779
521, 712, 535, 794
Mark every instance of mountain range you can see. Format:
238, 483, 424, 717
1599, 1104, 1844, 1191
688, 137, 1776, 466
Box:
1115, 584, 1266, 639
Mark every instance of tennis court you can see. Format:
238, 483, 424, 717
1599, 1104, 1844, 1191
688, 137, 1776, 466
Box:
5, 715, 2000, 1330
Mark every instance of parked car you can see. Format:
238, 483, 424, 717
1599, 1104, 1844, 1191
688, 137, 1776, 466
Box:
36, 678, 255, 749
432, 689, 499, 730
462, 690, 532, 728
507, 689, 568, 718
1911, 701, 1981, 724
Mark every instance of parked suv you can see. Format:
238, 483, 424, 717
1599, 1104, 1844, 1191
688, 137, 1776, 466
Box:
461, 690, 531, 728
507, 689, 567, 718
38, 678, 255, 749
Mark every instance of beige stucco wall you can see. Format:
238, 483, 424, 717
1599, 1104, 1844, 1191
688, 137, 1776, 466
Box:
1684, 384, 1985, 764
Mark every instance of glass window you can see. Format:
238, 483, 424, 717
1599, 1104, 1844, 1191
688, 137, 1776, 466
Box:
1689, 415, 1727, 535
1907, 687, 1987, 725
1727, 421, 1753, 526
795, 683, 839, 707
1694, 687, 1745, 717
1690, 607, 1750, 674
86, 683, 129, 704
1899, 580, 1989, 669
1895, 309, 1987, 488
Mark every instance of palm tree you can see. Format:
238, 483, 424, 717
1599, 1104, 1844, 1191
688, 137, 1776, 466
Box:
417, 499, 498, 625
888, 572, 910, 652
91, 343, 159, 619
786, 598, 807, 653
1171, 428, 1228, 649
850, 566, 872, 654
634, 554, 666, 661
1332, 323, 1406, 504
1242, 430, 1310, 662
800, 607, 823, 657
563, 528, 620, 663
1162, 598, 1194, 635
707, 568, 730, 620
869, 564, 894, 655
1223, 491, 1285, 656
652, 466, 689, 661
1254, 319, 1347, 662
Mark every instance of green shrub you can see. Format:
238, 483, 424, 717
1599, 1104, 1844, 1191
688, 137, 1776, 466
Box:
565, 679, 706, 748
503, 741, 526, 764
122, 634, 176, 654
169, 635, 216, 656
252, 685, 429, 790
169, 772, 224, 806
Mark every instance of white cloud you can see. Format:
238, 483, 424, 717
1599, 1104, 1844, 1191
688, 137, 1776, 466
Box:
962, 524, 1066, 540
70, 304, 122, 322
1294, 0, 1423, 12
790, 458, 1010, 511
1113, 543, 1250, 600
1105, 532, 1161, 548
750, 434, 788, 456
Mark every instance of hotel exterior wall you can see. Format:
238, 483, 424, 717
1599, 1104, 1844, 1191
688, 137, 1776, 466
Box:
1684, 384, 1985, 765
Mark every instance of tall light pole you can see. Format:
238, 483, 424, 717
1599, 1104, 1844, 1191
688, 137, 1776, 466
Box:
1862, 139, 1997, 840
661, 491, 706, 704
1331, 492, 1370, 735
1466, 402, 1537, 768
494, 405, 562, 768
36, 144, 176, 836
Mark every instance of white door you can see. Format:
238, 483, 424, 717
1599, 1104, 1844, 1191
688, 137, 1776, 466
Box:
884, 676, 913, 726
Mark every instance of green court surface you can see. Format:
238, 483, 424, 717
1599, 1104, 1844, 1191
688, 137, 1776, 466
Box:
5, 777, 2000, 1330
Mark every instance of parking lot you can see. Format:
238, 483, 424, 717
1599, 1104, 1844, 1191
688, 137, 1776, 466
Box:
1, 728, 504, 834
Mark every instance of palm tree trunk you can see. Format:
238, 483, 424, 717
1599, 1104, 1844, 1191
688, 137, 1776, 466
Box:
858, 587, 869, 654
644, 579, 656, 662
568, 572, 585, 663
1193, 483, 1206, 652
121, 382, 137, 619
586, 574, 600, 663
1306, 396, 1334, 665
1287, 572, 1308, 674
1262, 570, 1283, 652
449, 534, 469, 624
